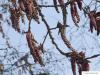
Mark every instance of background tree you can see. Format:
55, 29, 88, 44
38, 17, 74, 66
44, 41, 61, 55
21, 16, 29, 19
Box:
0, 0, 100, 75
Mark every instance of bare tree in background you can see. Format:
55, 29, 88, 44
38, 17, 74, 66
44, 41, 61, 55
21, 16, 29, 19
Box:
0, 0, 100, 75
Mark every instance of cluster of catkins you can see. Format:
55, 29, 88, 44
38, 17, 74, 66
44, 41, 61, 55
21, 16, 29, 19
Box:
9, 0, 39, 32
26, 30, 44, 66
10, 0, 44, 66
88, 11, 100, 35
70, 51, 89, 75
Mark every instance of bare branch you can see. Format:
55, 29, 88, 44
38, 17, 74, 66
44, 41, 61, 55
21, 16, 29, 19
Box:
86, 54, 100, 59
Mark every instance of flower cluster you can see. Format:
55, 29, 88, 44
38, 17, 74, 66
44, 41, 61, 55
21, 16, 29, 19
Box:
88, 11, 100, 35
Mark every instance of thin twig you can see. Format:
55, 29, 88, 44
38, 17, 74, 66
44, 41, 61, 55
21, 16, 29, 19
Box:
42, 32, 48, 46
86, 54, 100, 59
38, 7, 68, 56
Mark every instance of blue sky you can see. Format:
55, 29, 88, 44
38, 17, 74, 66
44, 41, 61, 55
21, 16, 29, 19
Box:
0, 0, 100, 75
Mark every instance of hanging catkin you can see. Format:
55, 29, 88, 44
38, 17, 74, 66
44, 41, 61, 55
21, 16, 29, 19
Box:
26, 30, 44, 66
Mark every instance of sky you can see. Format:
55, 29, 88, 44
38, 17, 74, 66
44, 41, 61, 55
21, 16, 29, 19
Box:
0, 0, 100, 75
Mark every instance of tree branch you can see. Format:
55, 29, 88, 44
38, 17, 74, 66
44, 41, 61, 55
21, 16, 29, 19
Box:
38, 7, 68, 56
86, 54, 100, 59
